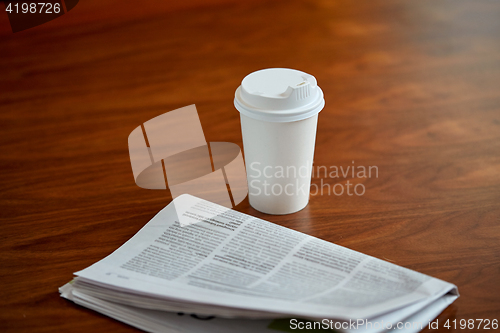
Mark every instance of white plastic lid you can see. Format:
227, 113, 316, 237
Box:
234, 68, 325, 122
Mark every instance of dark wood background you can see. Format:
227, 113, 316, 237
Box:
1, 0, 499, 332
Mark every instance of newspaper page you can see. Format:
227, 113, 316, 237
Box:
74, 194, 458, 322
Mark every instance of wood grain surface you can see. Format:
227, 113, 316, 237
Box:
1, 0, 499, 332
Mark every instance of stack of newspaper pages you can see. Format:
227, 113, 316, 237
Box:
60, 194, 458, 333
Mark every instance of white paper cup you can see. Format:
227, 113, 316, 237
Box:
234, 68, 325, 214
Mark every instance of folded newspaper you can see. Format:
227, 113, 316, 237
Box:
60, 194, 458, 333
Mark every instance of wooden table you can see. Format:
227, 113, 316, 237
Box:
1, 0, 499, 331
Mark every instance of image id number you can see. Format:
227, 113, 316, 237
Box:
6, 3, 61, 14
444, 319, 498, 330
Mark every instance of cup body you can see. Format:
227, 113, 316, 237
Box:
240, 113, 318, 214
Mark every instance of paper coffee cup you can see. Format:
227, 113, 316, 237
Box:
234, 68, 325, 214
